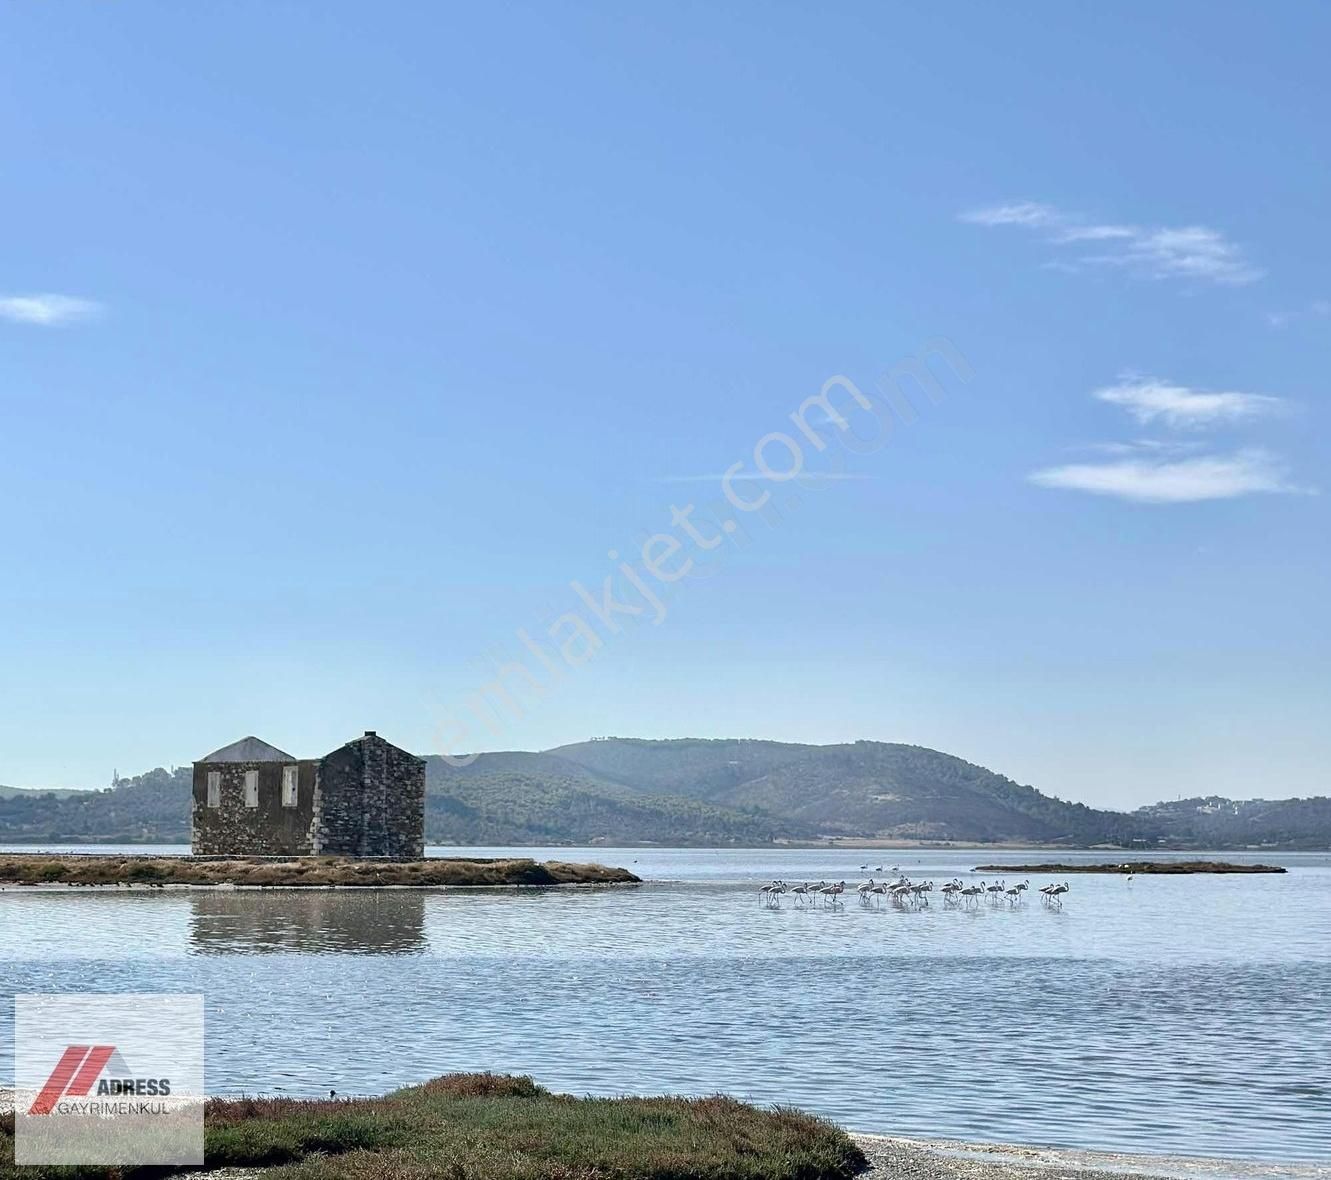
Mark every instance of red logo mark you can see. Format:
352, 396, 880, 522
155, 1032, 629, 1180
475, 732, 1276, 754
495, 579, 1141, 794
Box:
28, 1045, 117, 1115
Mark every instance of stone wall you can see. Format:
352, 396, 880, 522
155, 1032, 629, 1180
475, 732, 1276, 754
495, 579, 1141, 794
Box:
190, 760, 318, 855
312, 732, 425, 857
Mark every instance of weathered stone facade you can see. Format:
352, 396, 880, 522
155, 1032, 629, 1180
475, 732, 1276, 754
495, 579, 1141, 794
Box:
313, 732, 426, 857
191, 732, 425, 857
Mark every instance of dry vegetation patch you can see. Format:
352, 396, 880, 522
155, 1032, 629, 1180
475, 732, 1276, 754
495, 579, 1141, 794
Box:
0, 855, 639, 888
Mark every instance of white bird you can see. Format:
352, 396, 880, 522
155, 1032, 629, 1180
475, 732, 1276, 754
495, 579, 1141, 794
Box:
817, 880, 846, 907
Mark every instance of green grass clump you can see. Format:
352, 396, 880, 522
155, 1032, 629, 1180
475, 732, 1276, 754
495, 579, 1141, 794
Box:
0, 1073, 866, 1180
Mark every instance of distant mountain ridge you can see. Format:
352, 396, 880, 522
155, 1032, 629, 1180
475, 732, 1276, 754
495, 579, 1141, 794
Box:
0, 784, 84, 799
1, 738, 1327, 848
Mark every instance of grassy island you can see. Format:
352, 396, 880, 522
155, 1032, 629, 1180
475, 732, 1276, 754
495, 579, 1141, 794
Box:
0, 854, 640, 888
0, 1072, 866, 1180
972, 860, 1286, 874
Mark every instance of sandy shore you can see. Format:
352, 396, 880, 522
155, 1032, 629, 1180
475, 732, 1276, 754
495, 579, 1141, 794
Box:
853, 1134, 1330, 1180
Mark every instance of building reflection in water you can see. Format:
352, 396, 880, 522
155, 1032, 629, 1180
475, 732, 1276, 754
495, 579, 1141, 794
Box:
189, 889, 427, 954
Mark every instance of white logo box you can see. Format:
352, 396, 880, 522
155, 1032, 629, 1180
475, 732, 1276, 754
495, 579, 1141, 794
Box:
14, 993, 205, 1166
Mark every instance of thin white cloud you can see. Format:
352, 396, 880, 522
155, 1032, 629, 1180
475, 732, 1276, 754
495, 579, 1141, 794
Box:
960, 202, 1262, 286
960, 202, 1061, 229
660, 473, 874, 483
1094, 377, 1285, 429
1074, 438, 1205, 457
0, 293, 103, 326
1029, 449, 1306, 503
1266, 299, 1330, 329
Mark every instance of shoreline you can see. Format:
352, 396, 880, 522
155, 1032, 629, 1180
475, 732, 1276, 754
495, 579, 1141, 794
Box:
852, 1133, 1330, 1180
971, 860, 1287, 875
2, 838, 1325, 854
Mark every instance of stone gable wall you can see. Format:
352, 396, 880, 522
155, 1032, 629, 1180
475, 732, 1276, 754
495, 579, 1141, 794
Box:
190, 760, 317, 855
312, 734, 425, 857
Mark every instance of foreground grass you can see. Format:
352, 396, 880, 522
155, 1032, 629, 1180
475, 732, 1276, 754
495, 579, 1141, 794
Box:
0, 1072, 867, 1180
0, 856, 639, 888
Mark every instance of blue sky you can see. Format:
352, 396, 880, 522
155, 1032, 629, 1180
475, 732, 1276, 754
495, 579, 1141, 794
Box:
1, 2, 1326, 808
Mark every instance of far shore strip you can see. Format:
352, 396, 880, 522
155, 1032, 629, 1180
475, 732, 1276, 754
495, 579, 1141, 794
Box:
971, 860, 1285, 874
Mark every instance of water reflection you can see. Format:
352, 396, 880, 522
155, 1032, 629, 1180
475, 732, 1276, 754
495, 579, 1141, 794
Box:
189, 890, 426, 955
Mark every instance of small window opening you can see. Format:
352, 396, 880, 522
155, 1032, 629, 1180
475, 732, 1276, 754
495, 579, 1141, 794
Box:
206, 771, 221, 808
244, 769, 259, 809
282, 765, 298, 808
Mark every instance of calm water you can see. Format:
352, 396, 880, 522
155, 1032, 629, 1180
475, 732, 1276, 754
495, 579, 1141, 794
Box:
2, 845, 1329, 1164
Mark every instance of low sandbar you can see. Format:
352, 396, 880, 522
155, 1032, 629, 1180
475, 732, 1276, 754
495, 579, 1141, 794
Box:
0, 854, 640, 888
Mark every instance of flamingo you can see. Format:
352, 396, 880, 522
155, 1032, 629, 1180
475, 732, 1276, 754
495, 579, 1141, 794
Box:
1045, 882, 1070, 907
960, 882, 984, 907
818, 881, 846, 908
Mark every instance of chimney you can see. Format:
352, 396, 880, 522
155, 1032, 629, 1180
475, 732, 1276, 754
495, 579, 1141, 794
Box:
364, 730, 377, 738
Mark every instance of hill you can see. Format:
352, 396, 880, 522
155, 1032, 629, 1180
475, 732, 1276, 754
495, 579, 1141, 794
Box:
1134, 795, 1331, 851
422, 751, 801, 845
549, 739, 1144, 845
0, 739, 1325, 848
0, 784, 84, 800
0, 768, 192, 843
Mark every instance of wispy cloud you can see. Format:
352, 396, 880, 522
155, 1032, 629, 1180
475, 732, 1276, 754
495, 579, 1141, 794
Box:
1093, 377, 1285, 429
1029, 449, 1305, 503
1266, 299, 1330, 329
1074, 438, 1205, 458
960, 202, 1262, 286
0, 293, 103, 326
660, 473, 874, 483
1032, 374, 1307, 504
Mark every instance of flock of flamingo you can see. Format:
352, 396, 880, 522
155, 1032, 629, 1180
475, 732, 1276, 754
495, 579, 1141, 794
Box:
756, 873, 1072, 909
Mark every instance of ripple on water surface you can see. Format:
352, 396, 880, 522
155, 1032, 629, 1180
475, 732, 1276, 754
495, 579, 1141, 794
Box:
1, 847, 1328, 1164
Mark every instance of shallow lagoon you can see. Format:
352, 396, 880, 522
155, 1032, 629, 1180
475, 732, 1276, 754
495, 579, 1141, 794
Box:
2, 846, 1328, 1163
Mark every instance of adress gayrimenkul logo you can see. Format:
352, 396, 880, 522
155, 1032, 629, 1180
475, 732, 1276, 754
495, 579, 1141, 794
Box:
28, 1044, 174, 1116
